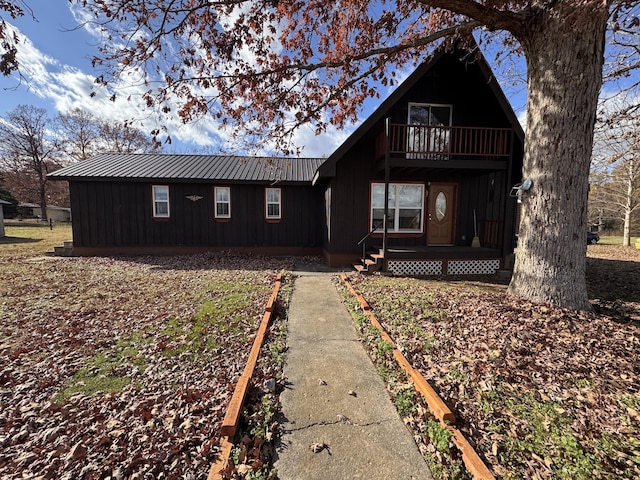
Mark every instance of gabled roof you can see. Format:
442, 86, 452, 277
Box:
49, 153, 326, 184
314, 44, 525, 183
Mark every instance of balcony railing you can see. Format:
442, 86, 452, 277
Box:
375, 124, 512, 160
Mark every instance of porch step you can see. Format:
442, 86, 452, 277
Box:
54, 241, 74, 257
353, 253, 384, 274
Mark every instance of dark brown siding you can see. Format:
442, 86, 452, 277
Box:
70, 181, 323, 249
323, 51, 523, 262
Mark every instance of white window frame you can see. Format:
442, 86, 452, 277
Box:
370, 183, 425, 233
214, 186, 231, 219
265, 187, 281, 220
152, 185, 170, 218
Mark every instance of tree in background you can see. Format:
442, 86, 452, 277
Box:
56, 108, 159, 160
0, 105, 61, 221
56, 108, 100, 162
590, 94, 640, 246
96, 119, 159, 153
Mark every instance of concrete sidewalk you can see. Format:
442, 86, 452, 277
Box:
274, 271, 432, 479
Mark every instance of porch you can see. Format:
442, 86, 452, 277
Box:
355, 245, 504, 276
375, 124, 513, 165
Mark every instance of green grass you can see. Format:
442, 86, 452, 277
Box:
54, 335, 149, 402
159, 280, 268, 357
1, 224, 72, 257
598, 235, 640, 245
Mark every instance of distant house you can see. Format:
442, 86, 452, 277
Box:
49, 46, 524, 275
17, 203, 72, 222
0, 199, 10, 238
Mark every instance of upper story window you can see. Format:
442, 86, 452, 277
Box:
152, 185, 170, 218
215, 186, 231, 219
371, 183, 424, 233
265, 187, 281, 220
407, 103, 453, 159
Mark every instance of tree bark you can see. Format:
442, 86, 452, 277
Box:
623, 172, 632, 246
508, 8, 609, 310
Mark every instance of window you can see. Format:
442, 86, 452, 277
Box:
265, 187, 281, 220
407, 103, 452, 159
152, 185, 170, 218
215, 186, 231, 219
371, 183, 424, 233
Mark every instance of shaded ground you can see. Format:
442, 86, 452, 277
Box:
343, 244, 640, 479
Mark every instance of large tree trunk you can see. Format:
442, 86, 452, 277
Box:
508, 8, 609, 310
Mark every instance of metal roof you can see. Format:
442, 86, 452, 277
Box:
49, 153, 327, 184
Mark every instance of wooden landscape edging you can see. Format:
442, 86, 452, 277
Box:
207, 273, 283, 480
340, 273, 495, 480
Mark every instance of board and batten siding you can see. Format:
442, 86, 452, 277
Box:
69, 181, 323, 249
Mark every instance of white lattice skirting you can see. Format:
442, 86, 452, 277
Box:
387, 260, 443, 276
387, 259, 501, 276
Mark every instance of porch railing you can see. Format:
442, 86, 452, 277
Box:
375, 124, 512, 160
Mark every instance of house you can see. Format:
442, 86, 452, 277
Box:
48, 155, 326, 256
0, 199, 10, 238
313, 46, 524, 274
17, 203, 72, 222
49, 46, 523, 274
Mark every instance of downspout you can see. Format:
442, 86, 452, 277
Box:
382, 117, 390, 271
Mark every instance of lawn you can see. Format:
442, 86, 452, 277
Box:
0, 226, 290, 479
2, 226, 638, 479
1, 223, 73, 258
342, 244, 640, 479
597, 235, 640, 246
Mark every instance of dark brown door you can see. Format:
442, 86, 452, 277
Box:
427, 183, 457, 245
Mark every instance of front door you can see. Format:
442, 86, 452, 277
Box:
427, 183, 457, 245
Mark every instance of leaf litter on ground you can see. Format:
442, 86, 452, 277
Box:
343, 244, 640, 479
0, 250, 293, 480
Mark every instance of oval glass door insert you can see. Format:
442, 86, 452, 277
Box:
435, 191, 447, 221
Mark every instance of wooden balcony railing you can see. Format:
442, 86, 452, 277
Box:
375, 124, 512, 160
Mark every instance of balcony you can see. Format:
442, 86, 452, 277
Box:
375, 124, 512, 162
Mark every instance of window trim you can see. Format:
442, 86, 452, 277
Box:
370, 182, 425, 234
265, 187, 282, 220
214, 186, 231, 219
152, 185, 170, 218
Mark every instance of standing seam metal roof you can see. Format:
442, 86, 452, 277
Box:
48, 153, 326, 183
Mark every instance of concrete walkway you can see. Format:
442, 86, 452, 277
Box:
274, 270, 432, 479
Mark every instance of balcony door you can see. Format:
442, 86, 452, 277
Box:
427, 183, 457, 246
407, 103, 452, 159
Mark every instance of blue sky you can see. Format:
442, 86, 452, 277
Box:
0, 2, 529, 158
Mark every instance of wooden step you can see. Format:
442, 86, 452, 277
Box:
353, 264, 367, 273
54, 246, 73, 257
